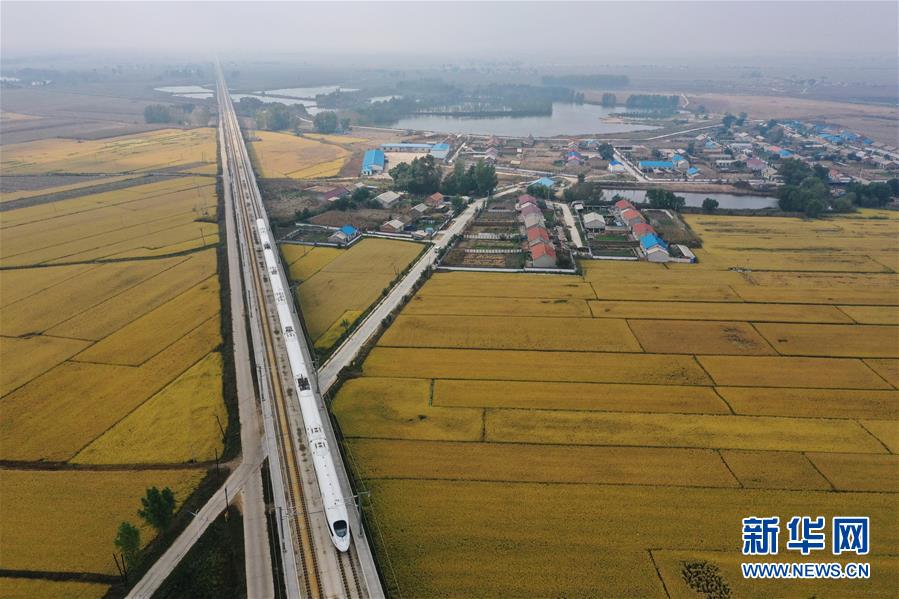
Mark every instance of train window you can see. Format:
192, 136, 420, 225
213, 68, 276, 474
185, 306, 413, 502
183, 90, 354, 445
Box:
334, 520, 348, 537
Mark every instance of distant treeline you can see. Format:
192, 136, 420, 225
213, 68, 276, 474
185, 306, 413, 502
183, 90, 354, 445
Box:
541, 74, 630, 88
625, 94, 680, 109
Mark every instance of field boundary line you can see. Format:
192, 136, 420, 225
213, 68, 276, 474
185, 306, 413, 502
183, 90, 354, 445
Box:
715, 450, 745, 488
646, 549, 671, 599
0, 568, 119, 584
854, 420, 894, 454
801, 453, 838, 491
745, 321, 781, 355
862, 358, 899, 390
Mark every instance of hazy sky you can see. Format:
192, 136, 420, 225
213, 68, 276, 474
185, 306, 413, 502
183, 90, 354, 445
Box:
3, 1, 897, 61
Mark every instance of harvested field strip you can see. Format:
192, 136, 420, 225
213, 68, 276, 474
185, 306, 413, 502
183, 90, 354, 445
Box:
838, 305, 899, 325
717, 387, 899, 420
732, 285, 899, 306
73, 352, 225, 465
364, 347, 712, 386
864, 359, 899, 387
653, 550, 898, 599
0, 468, 204, 574
332, 377, 483, 442
591, 283, 742, 302
249, 130, 347, 179
434, 379, 731, 414
72, 276, 219, 366
745, 271, 899, 289
807, 452, 899, 493
0, 257, 185, 337
486, 410, 888, 453
719, 450, 831, 490
755, 323, 899, 358
365, 480, 897, 598
694, 250, 889, 272
697, 355, 893, 389
0, 577, 109, 599
379, 314, 642, 352
46, 250, 217, 341
0, 174, 176, 212
589, 300, 853, 323
0, 174, 136, 203
321, 238, 422, 274
628, 320, 776, 355
421, 271, 596, 299
405, 295, 592, 318
348, 439, 739, 488
288, 157, 345, 179
0, 335, 92, 397
0, 318, 221, 462
0, 176, 213, 230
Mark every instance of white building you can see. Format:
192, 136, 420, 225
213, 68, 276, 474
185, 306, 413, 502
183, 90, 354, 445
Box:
375, 190, 401, 208
583, 212, 606, 230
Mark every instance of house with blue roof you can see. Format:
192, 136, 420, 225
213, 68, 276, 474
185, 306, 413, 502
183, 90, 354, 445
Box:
640, 233, 670, 262
430, 143, 451, 160
687, 166, 700, 178
329, 224, 361, 246
531, 177, 557, 189
638, 160, 676, 172
608, 160, 626, 173
779, 149, 793, 158
361, 149, 385, 176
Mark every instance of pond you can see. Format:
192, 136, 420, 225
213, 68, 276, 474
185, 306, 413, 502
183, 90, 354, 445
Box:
392, 102, 659, 137
601, 188, 778, 210
262, 86, 359, 99
154, 85, 212, 94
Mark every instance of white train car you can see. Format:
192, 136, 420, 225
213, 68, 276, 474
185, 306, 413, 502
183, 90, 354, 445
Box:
256, 219, 351, 552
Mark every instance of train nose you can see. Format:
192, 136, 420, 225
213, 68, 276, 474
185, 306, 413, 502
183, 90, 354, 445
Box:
333, 519, 350, 552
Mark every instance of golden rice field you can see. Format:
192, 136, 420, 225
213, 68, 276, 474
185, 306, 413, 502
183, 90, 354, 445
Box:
334, 210, 899, 596
0, 469, 205, 573
0, 128, 216, 175
283, 238, 423, 348
0, 128, 227, 589
0, 578, 109, 599
0, 176, 218, 267
250, 130, 348, 178
0, 174, 138, 203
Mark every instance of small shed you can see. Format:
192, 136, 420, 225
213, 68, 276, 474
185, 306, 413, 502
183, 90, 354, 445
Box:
375, 190, 401, 208
583, 212, 606, 230
380, 219, 405, 234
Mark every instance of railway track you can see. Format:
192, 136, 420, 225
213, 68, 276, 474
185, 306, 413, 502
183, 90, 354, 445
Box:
219, 79, 325, 597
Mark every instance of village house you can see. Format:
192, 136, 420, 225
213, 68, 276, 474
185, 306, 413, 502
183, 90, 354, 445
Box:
582, 212, 605, 230
380, 218, 406, 234
328, 225, 360, 245
375, 190, 401, 208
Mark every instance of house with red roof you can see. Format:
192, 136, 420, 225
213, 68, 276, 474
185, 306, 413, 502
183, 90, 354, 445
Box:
516, 194, 538, 210
614, 199, 635, 212
632, 222, 656, 239
620, 208, 644, 227
530, 240, 557, 268
527, 226, 551, 247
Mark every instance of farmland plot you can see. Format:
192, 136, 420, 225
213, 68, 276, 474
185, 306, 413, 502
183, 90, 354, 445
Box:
334, 210, 899, 597
0, 127, 228, 591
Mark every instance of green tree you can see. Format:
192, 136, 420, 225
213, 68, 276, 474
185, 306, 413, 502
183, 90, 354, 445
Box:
339, 117, 351, 131
114, 521, 141, 570
778, 158, 813, 186
600, 93, 616, 107
472, 160, 498, 196
646, 188, 686, 211
722, 114, 737, 129
138, 486, 176, 532
313, 111, 338, 134
702, 198, 719, 212
804, 198, 825, 218
390, 154, 441, 194
597, 143, 615, 161
144, 104, 172, 124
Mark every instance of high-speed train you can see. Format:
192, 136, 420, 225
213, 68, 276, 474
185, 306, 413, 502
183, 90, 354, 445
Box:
256, 218, 351, 552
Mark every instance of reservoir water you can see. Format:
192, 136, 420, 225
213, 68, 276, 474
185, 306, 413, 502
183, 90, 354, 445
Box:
392, 102, 659, 137
601, 188, 778, 209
